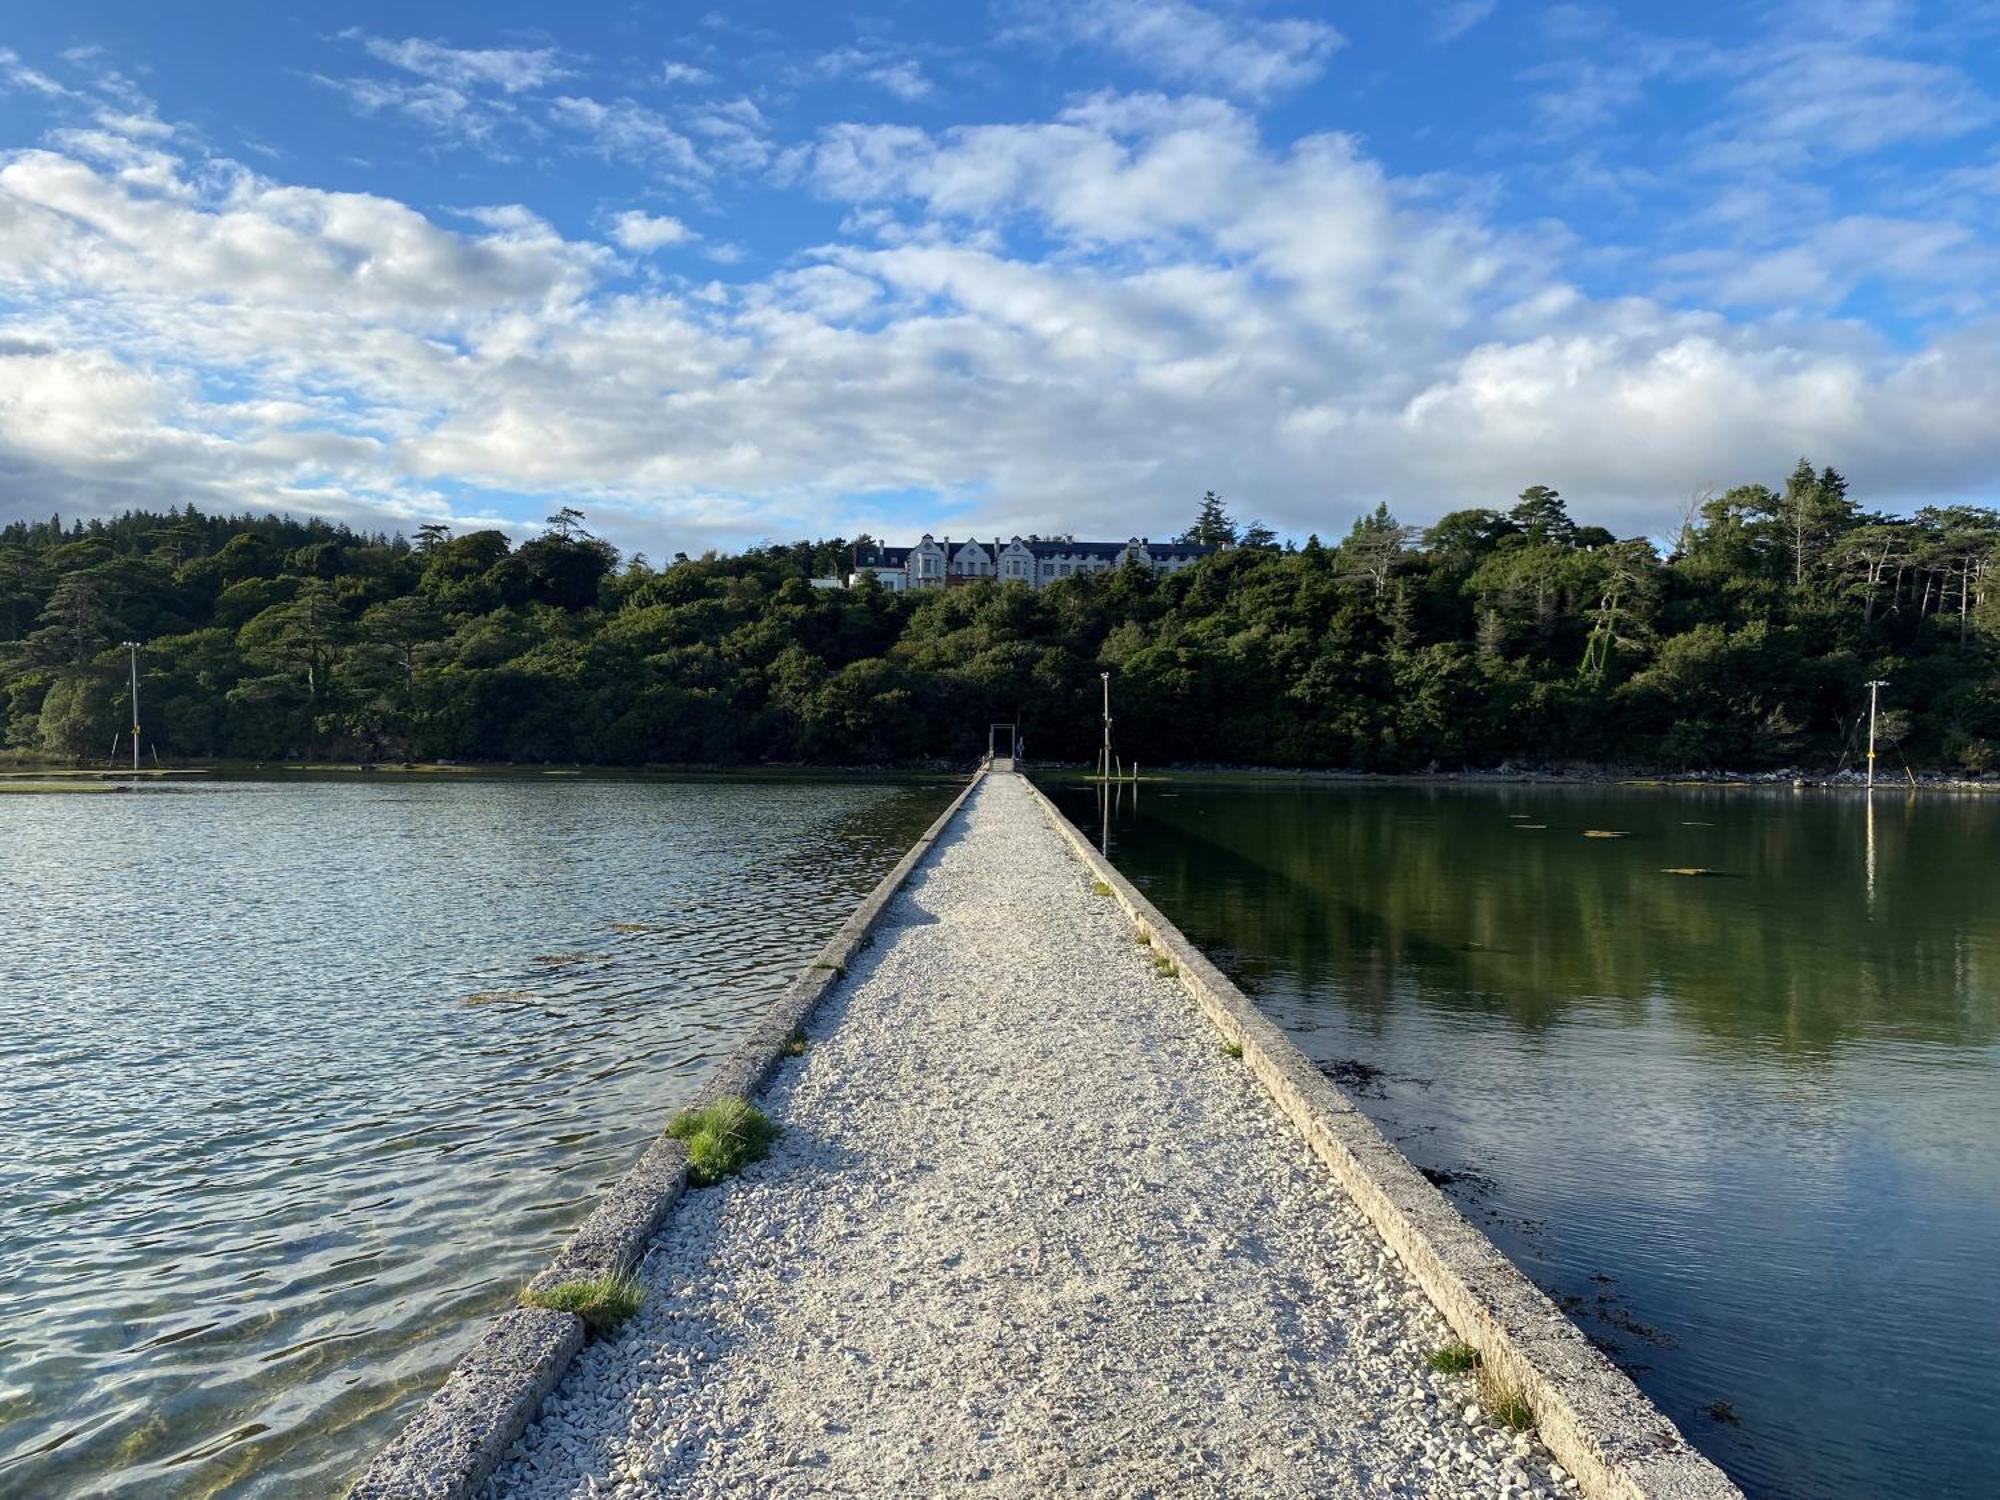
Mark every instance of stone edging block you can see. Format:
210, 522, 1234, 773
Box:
344, 767, 990, 1499
1015, 773, 1744, 1500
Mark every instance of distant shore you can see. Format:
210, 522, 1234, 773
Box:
3, 755, 1991, 793
1032, 760, 2000, 793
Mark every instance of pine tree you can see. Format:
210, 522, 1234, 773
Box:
1774, 458, 1858, 590
1509, 486, 1576, 547
1178, 491, 1238, 547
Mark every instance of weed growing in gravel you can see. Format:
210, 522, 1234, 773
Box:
1427, 1341, 1480, 1375
522, 1274, 644, 1334
1222, 1040, 1244, 1060
1090, 879, 1113, 896
782, 1028, 809, 1057
1478, 1368, 1535, 1431
1134, 926, 1151, 945
1152, 953, 1178, 977
668, 1096, 779, 1185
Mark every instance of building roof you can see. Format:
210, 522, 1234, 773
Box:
1026, 538, 1216, 559
854, 537, 1222, 569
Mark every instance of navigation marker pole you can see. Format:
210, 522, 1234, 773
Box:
1864, 678, 1889, 791
124, 640, 142, 775
1100, 671, 1112, 782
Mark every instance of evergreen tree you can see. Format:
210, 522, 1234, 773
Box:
2, 466, 1995, 771
1178, 491, 1238, 547
1509, 485, 1576, 547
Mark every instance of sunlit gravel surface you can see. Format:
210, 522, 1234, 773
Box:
489, 776, 1571, 1500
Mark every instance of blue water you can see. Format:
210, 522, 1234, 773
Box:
1056, 776, 2000, 1500
0, 773, 954, 1499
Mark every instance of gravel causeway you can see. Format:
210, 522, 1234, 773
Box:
484, 773, 1571, 1499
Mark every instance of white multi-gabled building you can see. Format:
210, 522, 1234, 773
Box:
849, 534, 1218, 591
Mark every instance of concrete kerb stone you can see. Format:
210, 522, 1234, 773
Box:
1015, 772, 1744, 1500
346, 1309, 583, 1500
345, 766, 989, 1500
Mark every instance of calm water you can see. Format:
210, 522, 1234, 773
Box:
0, 774, 955, 1500
1054, 777, 2000, 1500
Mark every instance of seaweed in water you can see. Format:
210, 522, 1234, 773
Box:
1316, 1057, 1388, 1096
1544, 1272, 1681, 1357
1419, 1164, 1498, 1196
463, 989, 536, 1006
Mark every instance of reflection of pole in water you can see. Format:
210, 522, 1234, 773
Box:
1098, 777, 1109, 856
1865, 794, 1876, 905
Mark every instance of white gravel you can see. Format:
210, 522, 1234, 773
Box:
485, 774, 1568, 1499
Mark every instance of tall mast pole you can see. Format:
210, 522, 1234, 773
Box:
124, 640, 141, 773
1864, 678, 1889, 790
1100, 671, 1111, 781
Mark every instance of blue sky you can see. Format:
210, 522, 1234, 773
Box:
2, 1, 1999, 558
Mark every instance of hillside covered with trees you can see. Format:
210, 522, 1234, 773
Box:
4, 467, 1997, 772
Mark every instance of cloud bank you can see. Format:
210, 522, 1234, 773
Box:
1, 3, 1999, 556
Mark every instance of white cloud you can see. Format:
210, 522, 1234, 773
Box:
1705, 48, 1994, 168
1658, 215, 1991, 313
0, 47, 75, 98
549, 96, 705, 178
316, 75, 504, 145
611, 210, 697, 251
661, 61, 716, 86
814, 47, 934, 102
1006, 0, 1344, 101
689, 96, 773, 171
5, 82, 2000, 553
345, 33, 571, 94
1431, 2, 1498, 44
319, 34, 569, 151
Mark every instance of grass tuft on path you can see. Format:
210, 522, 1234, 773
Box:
521, 1274, 644, 1334
1426, 1340, 1479, 1374
668, 1096, 779, 1185
1478, 1367, 1536, 1430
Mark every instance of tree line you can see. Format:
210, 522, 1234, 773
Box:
3, 466, 1997, 772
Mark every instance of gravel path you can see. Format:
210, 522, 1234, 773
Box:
485, 774, 1570, 1500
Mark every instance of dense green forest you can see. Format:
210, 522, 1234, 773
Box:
3, 465, 1997, 771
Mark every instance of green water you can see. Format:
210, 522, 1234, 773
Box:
1052, 776, 2000, 1500
0, 773, 956, 1499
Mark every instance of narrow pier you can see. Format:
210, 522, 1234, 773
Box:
479, 772, 1570, 1499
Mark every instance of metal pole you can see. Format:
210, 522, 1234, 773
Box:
1100, 672, 1111, 780
1865, 679, 1889, 790
124, 640, 141, 773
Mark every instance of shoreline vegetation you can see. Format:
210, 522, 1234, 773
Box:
7, 475, 2000, 776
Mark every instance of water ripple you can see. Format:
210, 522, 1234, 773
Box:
0, 774, 955, 1499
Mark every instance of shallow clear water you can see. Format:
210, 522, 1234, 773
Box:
1054, 777, 2000, 1500
0, 773, 955, 1499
